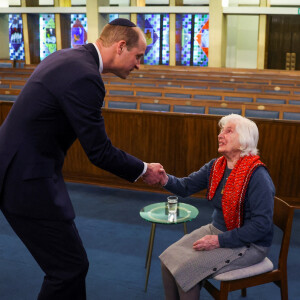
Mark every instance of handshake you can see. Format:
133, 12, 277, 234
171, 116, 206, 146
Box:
142, 163, 168, 186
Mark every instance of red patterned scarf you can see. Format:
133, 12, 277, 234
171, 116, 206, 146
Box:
207, 155, 265, 230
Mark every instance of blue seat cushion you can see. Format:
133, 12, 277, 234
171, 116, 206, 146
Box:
111, 82, 131, 85
256, 98, 286, 104
245, 109, 279, 119
194, 95, 222, 100
136, 91, 162, 97
237, 88, 261, 93
283, 112, 300, 120
165, 93, 191, 99
109, 90, 134, 96
0, 63, 13, 68
173, 105, 205, 114
289, 100, 300, 105
184, 85, 207, 89
108, 101, 137, 109
0, 94, 18, 101
211, 87, 234, 91
140, 103, 170, 112
11, 85, 24, 89
159, 84, 181, 88
208, 107, 242, 116
265, 89, 289, 94
224, 96, 253, 103
134, 83, 156, 87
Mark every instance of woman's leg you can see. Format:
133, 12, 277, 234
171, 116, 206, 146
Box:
177, 282, 201, 300
161, 263, 201, 300
161, 263, 180, 300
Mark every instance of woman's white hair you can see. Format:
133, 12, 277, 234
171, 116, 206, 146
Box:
219, 114, 259, 157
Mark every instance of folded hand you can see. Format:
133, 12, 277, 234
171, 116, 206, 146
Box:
192, 235, 220, 251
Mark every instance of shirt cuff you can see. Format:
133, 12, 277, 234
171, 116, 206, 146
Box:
134, 162, 147, 182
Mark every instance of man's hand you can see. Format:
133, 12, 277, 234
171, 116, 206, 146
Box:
142, 163, 165, 185
192, 235, 220, 251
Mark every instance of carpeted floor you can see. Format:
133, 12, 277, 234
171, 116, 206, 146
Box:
0, 182, 299, 300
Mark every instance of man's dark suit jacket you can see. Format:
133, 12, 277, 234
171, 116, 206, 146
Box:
0, 43, 144, 220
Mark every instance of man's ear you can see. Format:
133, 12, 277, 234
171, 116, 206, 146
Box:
117, 40, 127, 55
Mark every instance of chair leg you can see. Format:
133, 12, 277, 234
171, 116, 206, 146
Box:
279, 278, 288, 300
219, 282, 229, 300
241, 288, 247, 297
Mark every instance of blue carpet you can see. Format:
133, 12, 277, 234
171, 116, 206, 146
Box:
0, 182, 299, 300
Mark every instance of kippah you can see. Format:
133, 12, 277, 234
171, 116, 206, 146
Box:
109, 18, 136, 27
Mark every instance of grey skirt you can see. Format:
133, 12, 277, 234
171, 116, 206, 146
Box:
159, 224, 268, 292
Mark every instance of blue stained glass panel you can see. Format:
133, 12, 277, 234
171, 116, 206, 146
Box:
71, 14, 88, 48
40, 14, 56, 61
193, 14, 209, 66
9, 14, 25, 61
137, 14, 169, 65
176, 14, 209, 66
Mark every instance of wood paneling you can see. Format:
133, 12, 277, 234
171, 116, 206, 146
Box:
60, 14, 71, 49
62, 109, 300, 204
1, 102, 299, 204
267, 15, 300, 70
27, 14, 40, 64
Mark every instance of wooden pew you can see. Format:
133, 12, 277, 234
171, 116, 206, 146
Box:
1, 85, 300, 120
102, 75, 300, 96
0, 79, 27, 89
0, 59, 14, 68
103, 84, 300, 105
135, 65, 300, 84
104, 94, 300, 120
1, 101, 299, 204
125, 68, 300, 87
4, 83, 300, 105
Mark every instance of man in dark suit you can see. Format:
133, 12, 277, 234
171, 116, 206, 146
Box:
0, 18, 162, 299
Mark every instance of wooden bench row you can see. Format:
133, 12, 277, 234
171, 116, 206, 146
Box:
126, 68, 300, 87
1, 100, 299, 204
102, 76, 300, 96
2, 83, 300, 106
103, 84, 300, 105
1, 64, 300, 88
3, 74, 300, 97
103, 95, 300, 120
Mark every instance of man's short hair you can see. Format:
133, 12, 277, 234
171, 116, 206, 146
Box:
99, 20, 142, 50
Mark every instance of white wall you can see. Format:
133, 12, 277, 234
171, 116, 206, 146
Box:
226, 15, 259, 68
0, 14, 10, 59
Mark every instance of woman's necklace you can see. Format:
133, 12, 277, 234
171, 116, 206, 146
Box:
221, 168, 231, 194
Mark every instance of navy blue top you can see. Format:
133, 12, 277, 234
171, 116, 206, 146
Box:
164, 159, 275, 248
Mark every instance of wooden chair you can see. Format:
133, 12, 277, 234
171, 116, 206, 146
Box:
203, 196, 295, 300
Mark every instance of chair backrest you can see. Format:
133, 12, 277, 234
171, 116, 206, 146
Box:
273, 197, 294, 270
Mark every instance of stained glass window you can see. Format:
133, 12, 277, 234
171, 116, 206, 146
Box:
137, 14, 169, 65
9, 14, 24, 61
71, 14, 88, 48
176, 14, 209, 66
40, 14, 56, 61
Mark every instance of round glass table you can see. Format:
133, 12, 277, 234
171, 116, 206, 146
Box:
140, 202, 199, 291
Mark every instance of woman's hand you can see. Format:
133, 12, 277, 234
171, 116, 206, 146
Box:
158, 167, 169, 186
193, 235, 220, 251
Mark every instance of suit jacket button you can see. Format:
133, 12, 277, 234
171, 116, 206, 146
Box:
213, 268, 217, 271
238, 253, 243, 256
225, 260, 230, 263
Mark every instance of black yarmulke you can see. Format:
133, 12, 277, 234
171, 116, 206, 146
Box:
109, 18, 136, 27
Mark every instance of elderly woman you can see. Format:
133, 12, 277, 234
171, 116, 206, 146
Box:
158, 114, 275, 300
